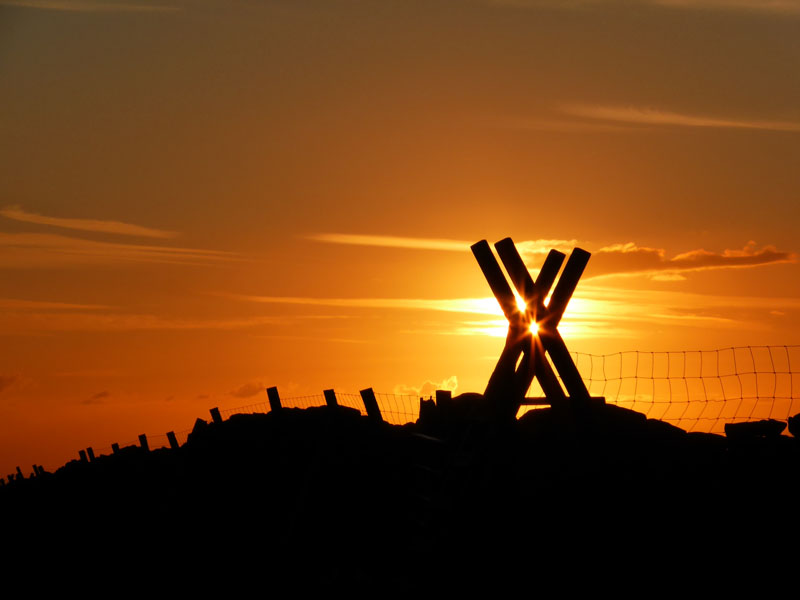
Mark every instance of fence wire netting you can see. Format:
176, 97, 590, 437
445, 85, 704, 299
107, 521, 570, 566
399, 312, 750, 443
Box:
215, 346, 800, 436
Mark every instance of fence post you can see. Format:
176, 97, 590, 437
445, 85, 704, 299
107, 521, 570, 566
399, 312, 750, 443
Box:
79, 450, 88, 463
210, 407, 223, 424
139, 434, 150, 452
167, 431, 179, 450
15, 466, 23, 480
360, 388, 383, 422
324, 389, 338, 407
435, 389, 452, 413
112, 443, 120, 455
267, 386, 282, 412
87, 447, 95, 462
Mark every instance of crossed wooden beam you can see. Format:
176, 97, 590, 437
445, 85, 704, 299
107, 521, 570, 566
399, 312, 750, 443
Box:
471, 238, 594, 419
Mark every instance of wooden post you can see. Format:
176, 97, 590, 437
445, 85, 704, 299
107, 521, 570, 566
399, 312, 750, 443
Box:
16, 466, 23, 480
167, 431, 179, 450
87, 447, 95, 462
435, 389, 452, 412
544, 248, 591, 328
471, 240, 521, 323
139, 434, 149, 452
209, 407, 223, 424
323, 389, 338, 407
360, 388, 383, 422
79, 450, 88, 463
112, 443, 120, 454
266, 386, 282, 411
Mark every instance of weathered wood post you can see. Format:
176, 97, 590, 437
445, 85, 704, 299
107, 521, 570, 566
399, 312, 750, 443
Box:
324, 389, 338, 407
138, 434, 149, 452
435, 389, 453, 417
266, 386, 282, 412
16, 466, 23, 480
360, 388, 383, 422
79, 450, 88, 462
87, 447, 95, 462
473, 237, 596, 417
209, 407, 223, 424
167, 431, 179, 450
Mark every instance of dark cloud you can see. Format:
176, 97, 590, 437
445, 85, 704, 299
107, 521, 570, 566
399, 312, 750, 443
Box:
83, 390, 110, 404
230, 382, 263, 399
0, 375, 18, 393
582, 241, 795, 280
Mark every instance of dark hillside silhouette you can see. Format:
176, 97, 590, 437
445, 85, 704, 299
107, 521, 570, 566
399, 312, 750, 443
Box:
2, 239, 799, 588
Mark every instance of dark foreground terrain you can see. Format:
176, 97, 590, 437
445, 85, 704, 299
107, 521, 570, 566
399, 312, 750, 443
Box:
3, 397, 799, 590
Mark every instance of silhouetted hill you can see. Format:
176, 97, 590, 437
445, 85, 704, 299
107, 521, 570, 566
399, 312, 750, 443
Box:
3, 398, 799, 589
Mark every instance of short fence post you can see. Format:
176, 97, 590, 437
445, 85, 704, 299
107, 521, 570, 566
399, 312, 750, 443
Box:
112, 443, 120, 455
16, 466, 23, 480
79, 450, 88, 463
267, 386, 282, 412
32, 465, 40, 477
324, 389, 338, 407
360, 388, 383, 422
167, 431, 179, 450
435, 389, 453, 414
210, 407, 223, 424
139, 434, 149, 452
87, 447, 95, 462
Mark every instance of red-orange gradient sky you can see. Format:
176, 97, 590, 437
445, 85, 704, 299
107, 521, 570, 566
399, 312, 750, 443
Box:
1, 0, 799, 475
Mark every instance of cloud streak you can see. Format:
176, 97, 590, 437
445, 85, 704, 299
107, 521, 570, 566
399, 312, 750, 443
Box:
0, 233, 238, 268
0, 0, 179, 12
308, 232, 580, 256
230, 294, 505, 315
561, 105, 800, 133
488, 0, 800, 14
586, 241, 795, 280
0, 298, 110, 310
307, 233, 471, 252
1, 206, 178, 239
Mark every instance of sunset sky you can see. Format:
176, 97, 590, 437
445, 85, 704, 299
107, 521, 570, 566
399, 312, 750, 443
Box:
1, 0, 799, 475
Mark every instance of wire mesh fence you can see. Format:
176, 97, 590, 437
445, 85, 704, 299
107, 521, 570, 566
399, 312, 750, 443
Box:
525, 345, 800, 434
116, 345, 799, 451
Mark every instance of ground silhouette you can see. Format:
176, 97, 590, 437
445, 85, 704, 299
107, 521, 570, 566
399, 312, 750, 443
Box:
3, 395, 798, 589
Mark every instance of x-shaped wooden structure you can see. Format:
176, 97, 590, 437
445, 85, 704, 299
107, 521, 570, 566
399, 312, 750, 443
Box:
472, 238, 595, 420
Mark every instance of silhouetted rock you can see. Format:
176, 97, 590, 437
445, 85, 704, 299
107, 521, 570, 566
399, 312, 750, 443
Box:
789, 413, 800, 437
725, 419, 787, 440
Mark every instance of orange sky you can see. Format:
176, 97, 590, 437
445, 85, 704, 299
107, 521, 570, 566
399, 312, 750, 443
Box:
1, 0, 799, 476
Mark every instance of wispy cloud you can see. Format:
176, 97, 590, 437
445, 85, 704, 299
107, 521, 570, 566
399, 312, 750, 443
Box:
561, 105, 800, 133
0, 313, 289, 333
307, 233, 471, 252
0, 375, 19, 393
308, 233, 581, 257
0, 0, 179, 12
230, 294, 505, 315
83, 390, 110, 405
0, 232, 238, 268
653, 0, 800, 15
488, 0, 800, 14
586, 241, 796, 280
0, 298, 110, 310
394, 376, 459, 398
1, 206, 178, 239
230, 381, 264, 399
